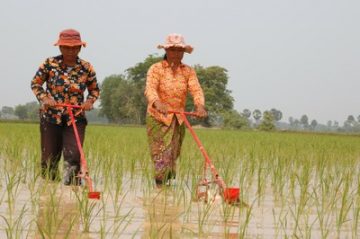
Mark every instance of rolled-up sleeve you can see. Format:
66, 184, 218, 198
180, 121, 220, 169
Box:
188, 68, 205, 107
31, 59, 49, 102
145, 64, 160, 107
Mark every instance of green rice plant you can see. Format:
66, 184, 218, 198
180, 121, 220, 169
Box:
352, 193, 360, 238
26, 170, 43, 211
273, 206, 287, 239
271, 155, 288, 199
75, 189, 103, 233
335, 172, 354, 235
312, 185, 335, 239
288, 164, 312, 236
36, 184, 79, 238
0, 205, 29, 239
105, 190, 135, 237
144, 188, 184, 238
238, 197, 256, 239
278, 209, 290, 239
4, 170, 22, 215
2, 122, 360, 237
195, 202, 214, 237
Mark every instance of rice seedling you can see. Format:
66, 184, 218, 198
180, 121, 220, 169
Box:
0, 204, 28, 239
74, 188, 103, 233
1, 122, 360, 237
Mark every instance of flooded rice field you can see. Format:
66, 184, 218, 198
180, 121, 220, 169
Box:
0, 172, 359, 238
0, 122, 359, 238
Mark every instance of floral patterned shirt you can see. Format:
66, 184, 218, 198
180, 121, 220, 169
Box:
31, 55, 100, 125
145, 60, 205, 126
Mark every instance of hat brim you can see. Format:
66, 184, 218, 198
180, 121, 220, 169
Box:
54, 40, 87, 47
157, 44, 193, 54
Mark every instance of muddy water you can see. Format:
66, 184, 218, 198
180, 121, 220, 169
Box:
0, 176, 358, 238
34, 184, 82, 239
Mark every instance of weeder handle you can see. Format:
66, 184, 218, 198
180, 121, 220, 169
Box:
56, 104, 88, 175
169, 111, 226, 187
170, 111, 240, 204
168, 111, 199, 117
56, 103, 83, 109
55, 104, 100, 198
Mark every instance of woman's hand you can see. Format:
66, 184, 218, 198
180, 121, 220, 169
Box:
153, 100, 168, 115
195, 105, 207, 118
42, 97, 56, 107
81, 100, 94, 111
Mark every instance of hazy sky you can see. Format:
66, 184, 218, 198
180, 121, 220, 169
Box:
0, 0, 359, 124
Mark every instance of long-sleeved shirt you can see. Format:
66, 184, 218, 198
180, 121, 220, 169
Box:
145, 60, 205, 126
31, 55, 100, 125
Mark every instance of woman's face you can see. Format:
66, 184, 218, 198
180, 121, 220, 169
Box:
59, 45, 81, 59
165, 47, 185, 63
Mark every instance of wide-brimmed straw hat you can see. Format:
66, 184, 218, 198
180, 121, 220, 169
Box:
157, 33, 193, 54
54, 29, 87, 47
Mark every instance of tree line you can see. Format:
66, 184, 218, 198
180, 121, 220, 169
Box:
1, 54, 359, 133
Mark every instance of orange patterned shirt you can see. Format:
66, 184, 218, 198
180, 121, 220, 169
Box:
145, 60, 205, 126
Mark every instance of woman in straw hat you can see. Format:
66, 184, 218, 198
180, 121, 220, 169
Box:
145, 33, 207, 187
31, 29, 100, 185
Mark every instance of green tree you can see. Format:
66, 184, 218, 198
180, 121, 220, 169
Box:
347, 115, 355, 123
221, 110, 249, 129
126, 54, 162, 83
25, 101, 40, 120
1, 106, 14, 115
270, 108, 282, 122
126, 55, 163, 124
12, 102, 39, 120
310, 119, 318, 130
242, 109, 251, 119
300, 114, 309, 130
192, 65, 233, 113
99, 74, 126, 123
100, 75, 145, 124
187, 65, 234, 127
344, 115, 357, 132
289, 117, 294, 128
100, 54, 235, 126
1, 106, 16, 119
258, 111, 275, 131
14, 105, 28, 120
86, 108, 108, 124
327, 120, 332, 128
252, 109, 262, 124
100, 55, 163, 124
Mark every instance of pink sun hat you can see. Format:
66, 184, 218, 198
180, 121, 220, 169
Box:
54, 29, 87, 47
157, 33, 193, 54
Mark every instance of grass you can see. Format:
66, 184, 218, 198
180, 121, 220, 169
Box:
0, 121, 359, 238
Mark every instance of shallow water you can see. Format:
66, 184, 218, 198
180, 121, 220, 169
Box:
0, 174, 358, 238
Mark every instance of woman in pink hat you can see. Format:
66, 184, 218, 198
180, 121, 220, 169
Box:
31, 29, 100, 185
145, 33, 207, 187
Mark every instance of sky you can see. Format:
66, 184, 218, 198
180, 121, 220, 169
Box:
0, 0, 359, 124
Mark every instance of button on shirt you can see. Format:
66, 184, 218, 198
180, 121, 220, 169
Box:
145, 60, 205, 126
31, 55, 100, 125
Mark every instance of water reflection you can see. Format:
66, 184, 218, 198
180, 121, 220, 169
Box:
142, 187, 182, 239
35, 182, 81, 239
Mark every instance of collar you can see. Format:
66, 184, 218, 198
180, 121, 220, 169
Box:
161, 60, 185, 68
57, 55, 81, 69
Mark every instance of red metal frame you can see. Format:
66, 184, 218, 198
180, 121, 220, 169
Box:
57, 104, 100, 199
169, 111, 239, 203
